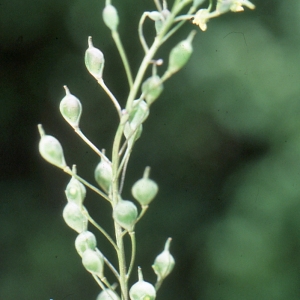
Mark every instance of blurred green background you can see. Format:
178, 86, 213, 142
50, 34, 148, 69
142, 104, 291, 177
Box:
1, 0, 300, 299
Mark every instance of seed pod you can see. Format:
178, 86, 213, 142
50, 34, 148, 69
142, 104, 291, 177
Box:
141, 75, 163, 105
59, 86, 82, 128
113, 199, 138, 232
97, 289, 120, 300
129, 100, 149, 130
65, 176, 86, 206
147, 11, 163, 35
38, 124, 67, 169
129, 268, 156, 300
152, 238, 175, 281
124, 122, 143, 148
82, 249, 104, 277
85, 36, 105, 80
102, 4, 119, 31
75, 231, 97, 256
62, 202, 88, 233
166, 30, 196, 75
132, 167, 158, 206
94, 158, 112, 193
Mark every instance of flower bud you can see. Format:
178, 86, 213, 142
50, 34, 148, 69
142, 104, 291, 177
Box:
129, 268, 156, 300
129, 100, 149, 130
75, 231, 97, 256
113, 199, 138, 231
102, 4, 119, 31
38, 124, 67, 169
94, 158, 112, 193
97, 289, 120, 300
85, 36, 105, 80
132, 167, 158, 206
141, 75, 163, 105
65, 176, 86, 206
62, 202, 88, 233
82, 249, 104, 277
59, 86, 82, 128
152, 238, 175, 281
166, 31, 195, 75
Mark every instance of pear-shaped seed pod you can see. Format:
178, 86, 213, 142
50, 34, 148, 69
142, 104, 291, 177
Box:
166, 30, 196, 75
96, 288, 120, 300
38, 124, 67, 169
59, 86, 82, 128
75, 231, 97, 256
82, 249, 104, 277
102, 4, 119, 31
141, 75, 163, 105
129, 100, 149, 129
113, 200, 138, 232
129, 268, 156, 300
62, 202, 88, 233
152, 238, 175, 281
94, 159, 112, 193
85, 36, 105, 80
132, 167, 158, 206
65, 176, 86, 206
124, 123, 143, 148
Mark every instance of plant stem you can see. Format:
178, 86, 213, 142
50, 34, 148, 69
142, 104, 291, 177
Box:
63, 167, 111, 203
97, 79, 122, 118
126, 232, 136, 281
112, 30, 134, 89
111, 124, 128, 300
74, 128, 111, 164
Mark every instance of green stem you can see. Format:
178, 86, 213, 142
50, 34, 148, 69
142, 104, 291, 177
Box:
109, 2, 193, 299
126, 232, 136, 281
74, 128, 111, 165
63, 167, 111, 203
82, 206, 118, 251
126, 0, 190, 112
111, 124, 128, 300
111, 30, 134, 89
92, 274, 107, 291
97, 78, 122, 118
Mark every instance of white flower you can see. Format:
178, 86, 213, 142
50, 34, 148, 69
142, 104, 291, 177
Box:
217, 0, 255, 13
192, 9, 211, 31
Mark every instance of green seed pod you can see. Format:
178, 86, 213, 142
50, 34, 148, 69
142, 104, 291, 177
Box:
82, 249, 104, 277
65, 176, 86, 206
129, 268, 156, 300
75, 231, 97, 256
141, 75, 163, 105
148, 11, 162, 21
155, 19, 163, 35
38, 124, 67, 169
124, 123, 143, 148
85, 36, 105, 80
94, 158, 112, 193
152, 238, 175, 281
129, 100, 149, 130
132, 167, 158, 206
97, 289, 120, 300
166, 30, 196, 75
59, 86, 82, 128
102, 4, 119, 31
62, 202, 88, 233
113, 199, 138, 232
161, 9, 171, 20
